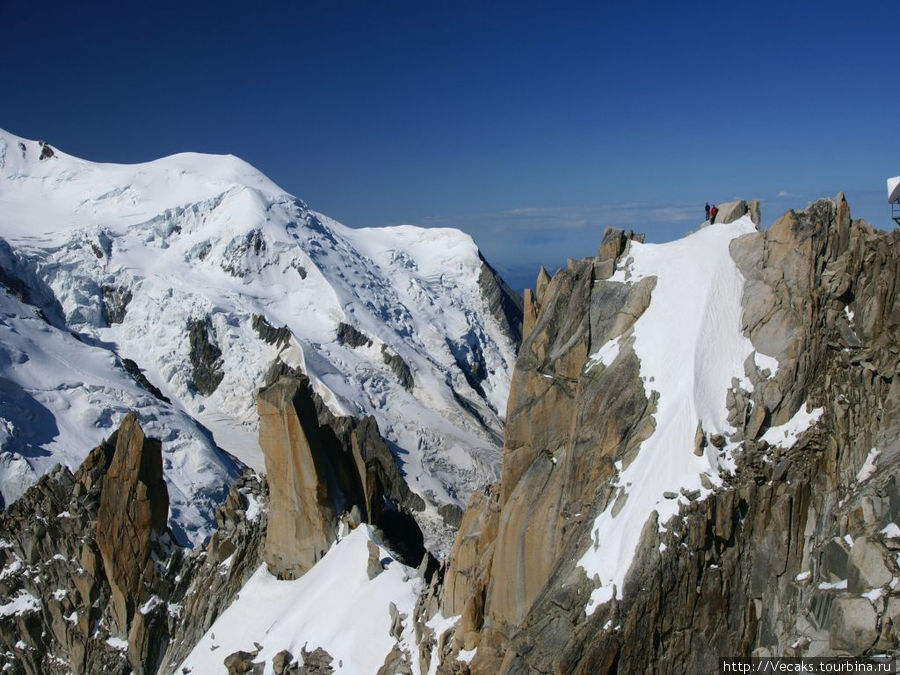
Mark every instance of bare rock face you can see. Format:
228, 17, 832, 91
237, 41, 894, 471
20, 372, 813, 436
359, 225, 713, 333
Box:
96, 413, 169, 636
259, 377, 341, 579
258, 371, 427, 580
441, 485, 501, 650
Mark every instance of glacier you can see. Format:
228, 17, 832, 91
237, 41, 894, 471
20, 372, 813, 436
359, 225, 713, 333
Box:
0, 130, 519, 552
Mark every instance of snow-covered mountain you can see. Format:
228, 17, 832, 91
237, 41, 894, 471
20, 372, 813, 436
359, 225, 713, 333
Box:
0, 129, 520, 550
1, 143, 896, 673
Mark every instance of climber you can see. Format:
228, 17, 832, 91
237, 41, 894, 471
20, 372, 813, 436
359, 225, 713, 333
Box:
705, 203, 710, 221
710, 204, 718, 224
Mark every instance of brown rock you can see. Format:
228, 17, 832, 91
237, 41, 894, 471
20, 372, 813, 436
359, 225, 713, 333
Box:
694, 421, 707, 456
522, 288, 539, 341
225, 649, 263, 674
535, 266, 551, 305
273, 649, 295, 674
367, 539, 384, 580
258, 377, 340, 580
96, 413, 168, 636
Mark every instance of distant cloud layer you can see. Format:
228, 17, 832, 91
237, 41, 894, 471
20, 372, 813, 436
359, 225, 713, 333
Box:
418, 201, 701, 235
402, 189, 890, 292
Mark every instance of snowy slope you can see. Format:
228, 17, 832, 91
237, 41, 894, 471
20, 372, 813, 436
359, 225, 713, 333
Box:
180, 526, 423, 675
578, 217, 780, 610
0, 130, 517, 551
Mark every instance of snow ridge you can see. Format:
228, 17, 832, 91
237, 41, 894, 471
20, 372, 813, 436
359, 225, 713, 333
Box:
579, 218, 762, 610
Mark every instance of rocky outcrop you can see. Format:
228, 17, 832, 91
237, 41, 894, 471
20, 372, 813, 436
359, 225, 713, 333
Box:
121, 358, 171, 403
96, 414, 169, 636
715, 198, 761, 226
430, 198, 900, 672
0, 417, 268, 675
258, 371, 427, 580
381, 345, 414, 390
220, 229, 268, 277
188, 318, 224, 395
101, 284, 132, 325
259, 376, 344, 579
252, 314, 292, 347
335, 322, 372, 348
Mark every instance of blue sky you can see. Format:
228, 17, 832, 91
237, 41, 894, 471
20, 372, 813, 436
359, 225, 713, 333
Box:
1, 1, 896, 289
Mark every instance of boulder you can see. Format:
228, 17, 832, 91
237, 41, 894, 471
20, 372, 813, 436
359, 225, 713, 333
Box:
272, 649, 296, 674
367, 540, 384, 579
829, 597, 878, 652
847, 536, 892, 592
876, 596, 900, 650
299, 645, 334, 673
224, 650, 263, 674
694, 421, 707, 456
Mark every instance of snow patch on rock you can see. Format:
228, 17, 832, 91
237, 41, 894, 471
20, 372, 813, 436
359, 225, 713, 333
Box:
580, 218, 759, 610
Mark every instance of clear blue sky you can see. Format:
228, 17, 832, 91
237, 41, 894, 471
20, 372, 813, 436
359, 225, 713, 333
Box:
1, 0, 896, 289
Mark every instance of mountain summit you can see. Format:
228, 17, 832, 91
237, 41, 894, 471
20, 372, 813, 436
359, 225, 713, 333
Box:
0, 130, 521, 551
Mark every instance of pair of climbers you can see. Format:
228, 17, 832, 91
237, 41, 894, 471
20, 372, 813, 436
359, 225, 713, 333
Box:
704, 202, 719, 224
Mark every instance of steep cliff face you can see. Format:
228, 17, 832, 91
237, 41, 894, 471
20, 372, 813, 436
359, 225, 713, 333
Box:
432, 197, 900, 672
258, 370, 427, 580
96, 414, 169, 637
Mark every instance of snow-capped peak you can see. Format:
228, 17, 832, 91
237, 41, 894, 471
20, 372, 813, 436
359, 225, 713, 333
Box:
0, 129, 520, 554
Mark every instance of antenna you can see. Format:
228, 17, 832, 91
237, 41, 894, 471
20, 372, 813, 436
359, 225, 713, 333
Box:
889, 176, 900, 225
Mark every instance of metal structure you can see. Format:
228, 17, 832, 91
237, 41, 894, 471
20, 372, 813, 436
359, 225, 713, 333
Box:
889, 176, 900, 225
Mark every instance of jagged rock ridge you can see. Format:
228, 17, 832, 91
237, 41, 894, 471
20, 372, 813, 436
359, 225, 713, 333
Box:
424, 197, 900, 672
0, 415, 268, 674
